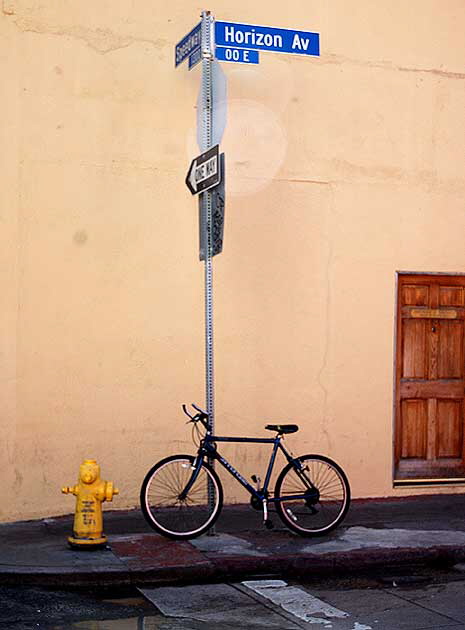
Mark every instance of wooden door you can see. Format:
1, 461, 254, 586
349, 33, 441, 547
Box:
395, 274, 465, 481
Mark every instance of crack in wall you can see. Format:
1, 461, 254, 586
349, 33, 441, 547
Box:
275, 177, 331, 186
3, 8, 463, 79
4, 14, 166, 54
397, 65, 465, 80
316, 183, 336, 453
325, 53, 465, 80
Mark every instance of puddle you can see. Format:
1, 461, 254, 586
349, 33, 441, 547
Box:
50, 616, 165, 629
48, 614, 212, 629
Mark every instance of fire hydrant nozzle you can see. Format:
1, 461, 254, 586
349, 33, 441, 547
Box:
61, 459, 118, 549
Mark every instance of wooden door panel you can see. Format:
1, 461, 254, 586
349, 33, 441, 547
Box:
402, 320, 427, 378
438, 321, 464, 378
395, 274, 465, 481
402, 285, 429, 306
400, 400, 427, 458
440, 286, 464, 307
437, 400, 463, 458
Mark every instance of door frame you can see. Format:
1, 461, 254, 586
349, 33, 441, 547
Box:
393, 271, 465, 488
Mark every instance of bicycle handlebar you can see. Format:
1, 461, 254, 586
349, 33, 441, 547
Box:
182, 404, 194, 420
191, 403, 207, 415
182, 403, 209, 429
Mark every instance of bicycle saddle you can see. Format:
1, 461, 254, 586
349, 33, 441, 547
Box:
265, 424, 299, 434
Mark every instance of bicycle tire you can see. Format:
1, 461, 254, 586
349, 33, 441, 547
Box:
275, 454, 350, 536
140, 454, 223, 540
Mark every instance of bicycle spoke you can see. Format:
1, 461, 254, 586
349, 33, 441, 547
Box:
275, 455, 350, 535
142, 456, 222, 538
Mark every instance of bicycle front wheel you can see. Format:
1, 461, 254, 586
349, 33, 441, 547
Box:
275, 454, 350, 536
140, 454, 223, 540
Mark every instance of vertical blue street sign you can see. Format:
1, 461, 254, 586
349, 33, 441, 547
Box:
175, 22, 202, 67
215, 21, 320, 57
215, 47, 259, 64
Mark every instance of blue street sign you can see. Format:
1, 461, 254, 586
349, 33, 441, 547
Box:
175, 22, 201, 67
215, 47, 259, 64
215, 21, 320, 57
188, 47, 202, 70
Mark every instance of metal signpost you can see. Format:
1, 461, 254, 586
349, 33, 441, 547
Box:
199, 12, 217, 526
177, 12, 219, 438
176, 11, 320, 531
199, 11, 215, 456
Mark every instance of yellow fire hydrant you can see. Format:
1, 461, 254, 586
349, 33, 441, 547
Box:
62, 459, 118, 549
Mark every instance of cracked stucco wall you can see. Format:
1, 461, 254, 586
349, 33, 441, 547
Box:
1, 1, 464, 521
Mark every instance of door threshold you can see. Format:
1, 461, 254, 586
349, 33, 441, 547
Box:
394, 478, 465, 487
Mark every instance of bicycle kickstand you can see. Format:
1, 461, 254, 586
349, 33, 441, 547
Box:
262, 499, 274, 530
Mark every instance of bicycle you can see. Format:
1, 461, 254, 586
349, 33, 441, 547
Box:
140, 404, 350, 540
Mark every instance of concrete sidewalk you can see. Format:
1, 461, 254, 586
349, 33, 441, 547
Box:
1, 495, 465, 588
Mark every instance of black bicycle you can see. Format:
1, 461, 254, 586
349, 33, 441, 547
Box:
140, 404, 350, 539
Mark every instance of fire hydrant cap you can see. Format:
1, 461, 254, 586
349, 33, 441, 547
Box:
105, 482, 119, 502
80, 460, 99, 485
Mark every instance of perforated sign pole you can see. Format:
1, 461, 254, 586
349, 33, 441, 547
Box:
200, 10, 216, 533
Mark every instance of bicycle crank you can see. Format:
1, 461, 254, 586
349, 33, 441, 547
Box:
262, 499, 274, 529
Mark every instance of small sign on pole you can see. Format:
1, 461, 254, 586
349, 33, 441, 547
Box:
186, 145, 221, 195
215, 47, 259, 64
199, 153, 225, 261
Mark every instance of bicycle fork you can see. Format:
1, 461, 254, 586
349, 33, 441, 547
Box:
178, 456, 203, 501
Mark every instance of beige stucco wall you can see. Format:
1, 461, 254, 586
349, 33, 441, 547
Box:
1, 0, 464, 521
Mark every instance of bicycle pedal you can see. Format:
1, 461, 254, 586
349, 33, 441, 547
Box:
264, 519, 274, 530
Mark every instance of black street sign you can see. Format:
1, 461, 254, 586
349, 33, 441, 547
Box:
199, 153, 225, 261
186, 145, 220, 195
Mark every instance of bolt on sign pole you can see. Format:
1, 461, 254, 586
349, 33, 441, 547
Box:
200, 10, 216, 531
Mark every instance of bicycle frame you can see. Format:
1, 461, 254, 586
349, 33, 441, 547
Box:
181, 432, 317, 504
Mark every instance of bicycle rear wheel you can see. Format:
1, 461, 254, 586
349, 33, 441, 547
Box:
275, 454, 350, 536
140, 454, 223, 540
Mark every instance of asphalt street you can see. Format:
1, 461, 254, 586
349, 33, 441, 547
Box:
2, 569, 465, 629
2, 496, 465, 628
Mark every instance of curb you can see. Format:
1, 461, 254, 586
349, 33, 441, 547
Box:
2, 545, 465, 588
203, 545, 465, 582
